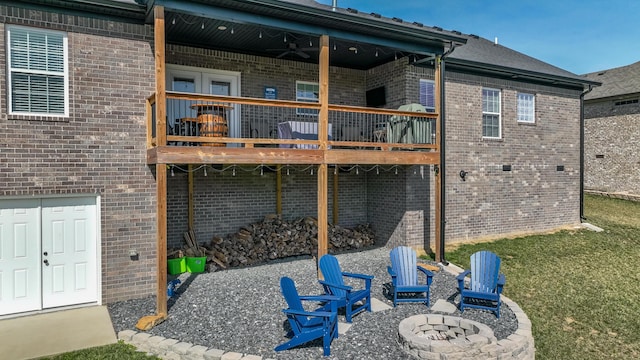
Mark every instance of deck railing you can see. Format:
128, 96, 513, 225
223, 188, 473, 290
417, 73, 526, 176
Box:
147, 92, 438, 151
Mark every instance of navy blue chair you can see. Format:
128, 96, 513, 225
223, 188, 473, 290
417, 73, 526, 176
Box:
275, 277, 338, 356
318, 254, 373, 323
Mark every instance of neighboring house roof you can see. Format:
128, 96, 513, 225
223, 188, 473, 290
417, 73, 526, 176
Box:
447, 34, 600, 88
583, 61, 640, 100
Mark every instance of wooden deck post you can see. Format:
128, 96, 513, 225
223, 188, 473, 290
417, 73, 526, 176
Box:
318, 164, 328, 262
154, 5, 168, 317
333, 169, 338, 225
188, 165, 194, 230
154, 6, 167, 147
276, 165, 282, 215
317, 35, 330, 269
434, 55, 443, 262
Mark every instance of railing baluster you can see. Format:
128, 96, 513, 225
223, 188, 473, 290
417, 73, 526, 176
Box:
158, 92, 437, 150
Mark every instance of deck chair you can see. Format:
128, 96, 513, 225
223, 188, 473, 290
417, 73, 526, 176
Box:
340, 125, 364, 148
275, 277, 339, 356
387, 246, 434, 307
318, 254, 374, 323
456, 250, 506, 318
250, 120, 274, 147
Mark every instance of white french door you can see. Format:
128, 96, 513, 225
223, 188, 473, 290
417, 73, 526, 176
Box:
0, 197, 99, 316
166, 65, 241, 142
0, 199, 41, 315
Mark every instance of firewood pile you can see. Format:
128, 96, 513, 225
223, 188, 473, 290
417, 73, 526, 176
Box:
168, 214, 376, 272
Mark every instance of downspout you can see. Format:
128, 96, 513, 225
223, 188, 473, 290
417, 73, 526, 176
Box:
438, 42, 456, 265
580, 85, 593, 221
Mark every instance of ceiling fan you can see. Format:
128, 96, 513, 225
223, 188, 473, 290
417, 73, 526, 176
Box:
267, 42, 317, 59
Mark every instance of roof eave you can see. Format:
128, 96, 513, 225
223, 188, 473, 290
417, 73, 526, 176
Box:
246, 0, 468, 44
447, 58, 601, 88
12, 0, 146, 21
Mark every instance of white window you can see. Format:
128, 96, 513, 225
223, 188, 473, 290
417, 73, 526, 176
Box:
419, 79, 436, 112
482, 88, 501, 138
7, 26, 69, 116
517, 93, 535, 123
296, 81, 319, 115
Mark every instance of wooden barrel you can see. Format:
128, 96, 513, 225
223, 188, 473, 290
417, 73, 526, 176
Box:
198, 114, 227, 146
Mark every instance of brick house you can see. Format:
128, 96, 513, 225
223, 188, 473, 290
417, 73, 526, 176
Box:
0, 0, 596, 319
583, 62, 640, 200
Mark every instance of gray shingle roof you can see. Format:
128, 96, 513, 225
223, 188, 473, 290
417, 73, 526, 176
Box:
447, 34, 596, 86
583, 61, 640, 100
287, 1, 596, 86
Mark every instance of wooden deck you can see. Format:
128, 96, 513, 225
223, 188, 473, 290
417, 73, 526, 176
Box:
147, 92, 440, 166
147, 6, 444, 319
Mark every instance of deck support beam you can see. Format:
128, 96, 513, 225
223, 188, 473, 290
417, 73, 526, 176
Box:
154, 5, 168, 321
188, 165, 194, 230
333, 168, 338, 225
317, 34, 330, 273
276, 165, 282, 215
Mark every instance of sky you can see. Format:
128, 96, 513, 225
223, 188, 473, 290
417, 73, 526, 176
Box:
316, 0, 640, 75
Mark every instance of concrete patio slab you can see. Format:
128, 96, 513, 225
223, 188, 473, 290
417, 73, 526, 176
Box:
371, 297, 393, 312
0, 306, 117, 360
338, 321, 352, 335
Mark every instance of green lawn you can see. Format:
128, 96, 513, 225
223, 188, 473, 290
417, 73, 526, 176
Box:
39, 341, 159, 360
49, 194, 640, 359
446, 194, 640, 359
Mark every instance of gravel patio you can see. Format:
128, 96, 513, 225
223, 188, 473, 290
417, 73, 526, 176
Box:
108, 246, 519, 359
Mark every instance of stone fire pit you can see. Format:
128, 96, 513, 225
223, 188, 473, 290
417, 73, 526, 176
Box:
398, 314, 534, 359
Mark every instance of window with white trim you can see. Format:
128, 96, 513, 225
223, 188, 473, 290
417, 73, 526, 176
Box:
295, 81, 319, 115
7, 26, 69, 116
517, 93, 535, 123
482, 88, 501, 138
419, 79, 435, 112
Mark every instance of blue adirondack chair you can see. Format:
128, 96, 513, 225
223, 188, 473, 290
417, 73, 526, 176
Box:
318, 254, 374, 323
387, 246, 434, 307
275, 277, 339, 356
456, 250, 506, 318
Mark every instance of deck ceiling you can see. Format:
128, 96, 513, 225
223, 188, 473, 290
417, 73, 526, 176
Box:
165, 13, 408, 70
156, 0, 467, 70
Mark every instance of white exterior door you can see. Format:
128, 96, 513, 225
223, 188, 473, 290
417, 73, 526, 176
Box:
41, 198, 98, 308
0, 199, 41, 315
0, 197, 98, 316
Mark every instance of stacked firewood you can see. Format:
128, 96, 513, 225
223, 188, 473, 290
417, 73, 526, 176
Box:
168, 214, 375, 272
182, 230, 205, 257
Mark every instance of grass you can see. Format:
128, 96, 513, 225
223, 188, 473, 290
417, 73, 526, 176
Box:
39, 341, 160, 360
48, 194, 639, 359
446, 194, 640, 359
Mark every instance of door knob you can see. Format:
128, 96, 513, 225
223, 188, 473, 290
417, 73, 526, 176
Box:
43, 259, 49, 266
43, 251, 48, 256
